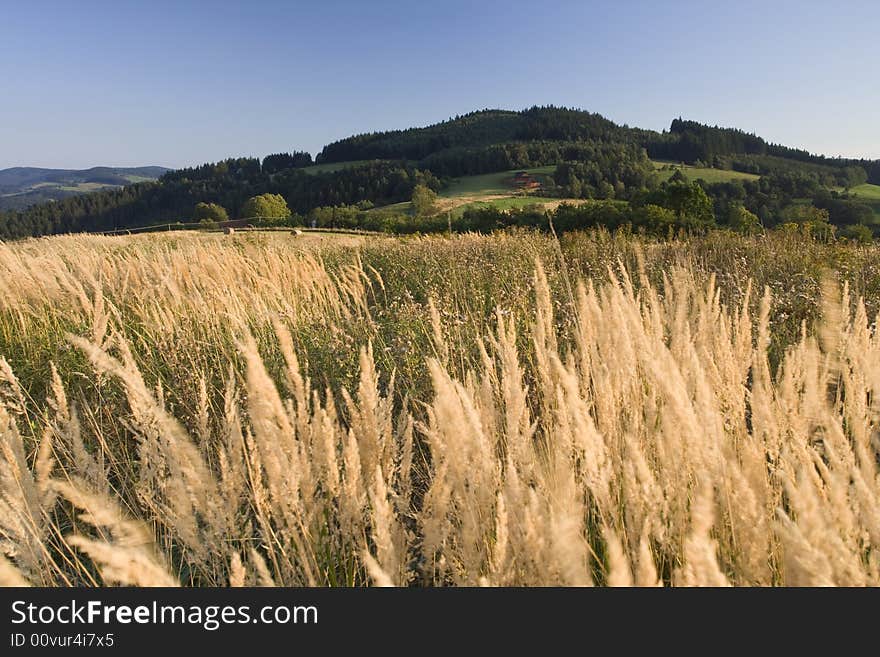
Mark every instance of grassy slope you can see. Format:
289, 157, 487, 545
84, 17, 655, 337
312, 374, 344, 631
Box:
652, 161, 760, 184
849, 183, 880, 203
440, 166, 557, 197
438, 167, 572, 216
840, 184, 880, 223
367, 166, 567, 217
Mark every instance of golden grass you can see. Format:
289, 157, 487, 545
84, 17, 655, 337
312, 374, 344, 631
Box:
1, 230, 880, 586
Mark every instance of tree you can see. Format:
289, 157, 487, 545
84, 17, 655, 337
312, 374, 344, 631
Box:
781, 204, 835, 241
841, 224, 873, 244
668, 169, 688, 184
193, 202, 228, 224
632, 204, 677, 232
726, 204, 761, 234
644, 181, 715, 227
597, 180, 615, 199
262, 151, 313, 174
241, 193, 292, 223
410, 184, 437, 216
813, 196, 874, 226
781, 204, 830, 226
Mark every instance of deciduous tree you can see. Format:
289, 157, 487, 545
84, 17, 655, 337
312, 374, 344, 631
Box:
193, 202, 228, 223
410, 184, 437, 216
241, 193, 292, 221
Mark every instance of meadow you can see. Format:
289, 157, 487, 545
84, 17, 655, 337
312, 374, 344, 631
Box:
849, 183, 880, 201
847, 183, 880, 223
652, 161, 761, 184
2, 228, 880, 586
440, 166, 558, 197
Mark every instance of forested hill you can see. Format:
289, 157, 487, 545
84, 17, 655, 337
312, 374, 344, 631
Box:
319, 107, 879, 184
315, 107, 627, 163
1, 105, 879, 240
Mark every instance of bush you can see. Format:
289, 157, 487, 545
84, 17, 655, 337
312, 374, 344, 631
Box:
241, 193, 291, 221
193, 202, 228, 223
841, 223, 873, 244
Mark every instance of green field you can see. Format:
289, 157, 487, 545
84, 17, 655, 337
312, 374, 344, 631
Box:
849, 183, 880, 200
652, 161, 760, 184
123, 174, 157, 184
368, 166, 562, 215
57, 182, 123, 192
848, 184, 880, 223
441, 166, 556, 197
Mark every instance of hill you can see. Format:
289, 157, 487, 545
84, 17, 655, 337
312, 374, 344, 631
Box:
315, 108, 623, 163
1, 106, 879, 239
0, 165, 169, 210
318, 107, 878, 185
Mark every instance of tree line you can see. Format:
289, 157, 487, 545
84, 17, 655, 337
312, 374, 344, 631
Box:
0, 158, 439, 240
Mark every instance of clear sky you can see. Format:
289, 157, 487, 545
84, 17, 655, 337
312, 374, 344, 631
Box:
2, 0, 878, 169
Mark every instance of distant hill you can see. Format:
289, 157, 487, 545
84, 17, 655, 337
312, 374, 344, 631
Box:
0, 166, 169, 210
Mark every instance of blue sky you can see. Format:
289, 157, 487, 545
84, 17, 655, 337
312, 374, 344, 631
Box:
1, 0, 878, 169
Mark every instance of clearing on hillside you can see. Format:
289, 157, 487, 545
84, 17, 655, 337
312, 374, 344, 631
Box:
844, 184, 880, 223
368, 166, 573, 216
848, 183, 880, 201
440, 166, 557, 198
652, 160, 760, 184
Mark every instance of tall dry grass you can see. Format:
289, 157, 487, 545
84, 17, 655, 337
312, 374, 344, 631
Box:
1, 231, 879, 586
